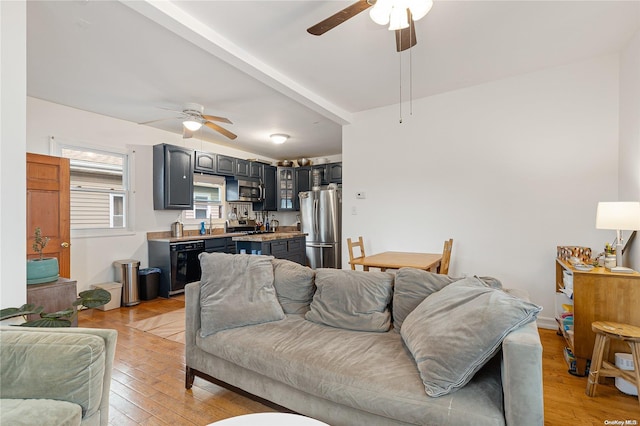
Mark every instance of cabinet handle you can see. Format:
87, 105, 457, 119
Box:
61, 242, 70, 248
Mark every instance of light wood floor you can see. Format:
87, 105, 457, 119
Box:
78, 297, 640, 426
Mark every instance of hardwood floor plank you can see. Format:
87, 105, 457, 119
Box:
79, 297, 640, 425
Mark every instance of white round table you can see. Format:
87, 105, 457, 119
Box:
208, 413, 329, 426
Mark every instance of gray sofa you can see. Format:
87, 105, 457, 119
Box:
185, 253, 544, 426
0, 326, 117, 426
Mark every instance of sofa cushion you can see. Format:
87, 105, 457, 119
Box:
272, 258, 316, 314
401, 276, 542, 397
0, 330, 106, 418
199, 253, 285, 337
392, 268, 458, 330
305, 269, 394, 332
0, 399, 82, 426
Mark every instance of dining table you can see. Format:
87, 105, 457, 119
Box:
349, 251, 442, 272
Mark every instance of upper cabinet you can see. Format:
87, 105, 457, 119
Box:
326, 163, 342, 184
153, 144, 194, 210
277, 167, 296, 211
194, 151, 216, 174
216, 155, 236, 176
249, 162, 263, 179
235, 159, 249, 177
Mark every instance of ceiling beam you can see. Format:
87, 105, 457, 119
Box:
120, 0, 353, 126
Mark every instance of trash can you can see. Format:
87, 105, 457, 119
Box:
113, 259, 140, 307
138, 267, 161, 301
92, 282, 122, 311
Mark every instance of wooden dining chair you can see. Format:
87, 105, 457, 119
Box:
438, 239, 453, 275
347, 236, 367, 271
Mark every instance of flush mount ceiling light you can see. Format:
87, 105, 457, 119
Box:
370, 0, 433, 31
270, 134, 289, 144
183, 119, 203, 132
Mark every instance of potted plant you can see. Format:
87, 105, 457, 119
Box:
0, 288, 111, 327
26, 227, 59, 284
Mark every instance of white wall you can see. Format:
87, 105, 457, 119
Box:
618, 29, 640, 271
342, 54, 622, 328
26, 97, 277, 293
1, 1, 27, 308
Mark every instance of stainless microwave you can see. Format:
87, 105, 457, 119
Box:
226, 178, 263, 202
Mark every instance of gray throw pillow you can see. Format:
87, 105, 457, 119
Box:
272, 258, 316, 314
393, 268, 457, 330
199, 252, 285, 337
305, 269, 394, 332
401, 276, 542, 397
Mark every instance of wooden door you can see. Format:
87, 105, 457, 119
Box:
26, 153, 71, 278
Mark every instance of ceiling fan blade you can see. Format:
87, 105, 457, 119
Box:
307, 0, 372, 36
395, 12, 417, 52
202, 114, 233, 124
204, 121, 237, 140
182, 126, 193, 139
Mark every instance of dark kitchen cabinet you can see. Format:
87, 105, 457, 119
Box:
235, 159, 249, 177
216, 155, 235, 176
195, 152, 216, 173
204, 237, 235, 254
295, 167, 312, 210
235, 236, 305, 265
249, 161, 263, 179
253, 165, 277, 211
153, 144, 194, 210
327, 162, 342, 184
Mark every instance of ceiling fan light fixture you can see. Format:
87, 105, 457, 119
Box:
371, 0, 432, 30
183, 119, 202, 131
270, 134, 289, 144
388, 6, 409, 30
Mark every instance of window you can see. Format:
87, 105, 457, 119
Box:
183, 174, 225, 224
53, 139, 129, 231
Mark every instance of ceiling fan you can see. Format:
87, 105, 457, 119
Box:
307, 0, 433, 52
140, 103, 237, 140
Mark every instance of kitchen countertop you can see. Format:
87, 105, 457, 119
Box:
147, 232, 247, 243
232, 232, 307, 242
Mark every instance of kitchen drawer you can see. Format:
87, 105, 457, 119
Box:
288, 238, 303, 251
270, 241, 288, 255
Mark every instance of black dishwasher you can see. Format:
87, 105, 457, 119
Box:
169, 240, 204, 296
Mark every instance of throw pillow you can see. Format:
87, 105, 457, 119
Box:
272, 258, 316, 314
401, 276, 542, 397
199, 252, 285, 337
305, 268, 394, 332
392, 268, 458, 330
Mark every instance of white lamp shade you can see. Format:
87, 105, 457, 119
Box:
596, 201, 640, 230
270, 134, 289, 144
183, 120, 202, 131
370, 0, 392, 25
388, 6, 410, 30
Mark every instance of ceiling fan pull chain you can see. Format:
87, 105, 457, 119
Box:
399, 36, 403, 124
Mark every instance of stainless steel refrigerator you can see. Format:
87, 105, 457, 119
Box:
299, 187, 341, 269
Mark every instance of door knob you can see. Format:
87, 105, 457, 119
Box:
61, 242, 70, 248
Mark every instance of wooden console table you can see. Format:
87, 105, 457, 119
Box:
555, 258, 640, 375
27, 278, 78, 326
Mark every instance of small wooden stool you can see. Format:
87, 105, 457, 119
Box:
586, 321, 640, 405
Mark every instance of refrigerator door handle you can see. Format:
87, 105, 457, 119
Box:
307, 243, 332, 248
313, 198, 319, 236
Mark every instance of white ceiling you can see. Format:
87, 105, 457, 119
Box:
27, 1, 640, 160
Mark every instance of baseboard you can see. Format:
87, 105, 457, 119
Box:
536, 315, 557, 330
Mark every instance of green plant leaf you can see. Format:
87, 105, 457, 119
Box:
73, 288, 111, 309
41, 308, 75, 319
0, 304, 44, 321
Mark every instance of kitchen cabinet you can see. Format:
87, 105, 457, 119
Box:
195, 152, 216, 173
216, 155, 236, 176
235, 159, 249, 177
153, 144, 194, 210
295, 167, 312, 210
277, 167, 296, 211
234, 235, 305, 265
249, 161, 263, 179
254, 165, 277, 211
555, 258, 640, 375
204, 237, 236, 254
326, 162, 342, 184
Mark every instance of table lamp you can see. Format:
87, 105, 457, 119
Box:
595, 201, 640, 268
